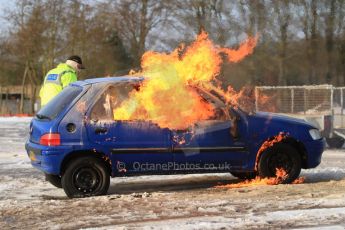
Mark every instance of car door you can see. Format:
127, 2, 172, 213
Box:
85, 83, 173, 174
172, 88, 248, 172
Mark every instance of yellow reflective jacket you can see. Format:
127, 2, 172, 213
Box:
39, 63, 78, 107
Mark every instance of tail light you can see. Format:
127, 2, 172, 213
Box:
40, 133, 61, 146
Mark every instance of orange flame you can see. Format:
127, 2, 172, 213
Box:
220, 35, 259, 63
255, 132, 288, 170
257, 92, 277, 113
195, 82, 262, 115
215, 134, 306, 189
216, 168, 305, 189
113, 31, 258, 129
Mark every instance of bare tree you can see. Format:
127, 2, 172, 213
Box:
40, 0, 66, 74
106, 0, 173, 66
298, 0, 320, 84
324, 0, 336, 84
8, 0, 46, 113
271, 0, 291, 85
334, 0, 345, 84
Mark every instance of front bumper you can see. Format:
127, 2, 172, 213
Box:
303, 138, 325, 168
25, 141, 71, 175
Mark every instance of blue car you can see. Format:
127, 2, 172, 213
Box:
25, 76, 324, 198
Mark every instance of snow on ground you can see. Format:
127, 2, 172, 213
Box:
0, 117, 345, 229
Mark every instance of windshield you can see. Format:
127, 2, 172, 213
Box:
36, 85, 83, 120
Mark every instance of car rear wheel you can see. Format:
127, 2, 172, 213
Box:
230, 171, 256, 180
45, 173, 62, 188
257, 143, 301, 184
62, 156, 110, 198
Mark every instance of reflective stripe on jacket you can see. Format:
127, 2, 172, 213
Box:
39, 63, 78, 107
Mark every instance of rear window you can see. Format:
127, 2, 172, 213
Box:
36, 85, 83, 120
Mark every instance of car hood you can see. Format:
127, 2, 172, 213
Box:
246, 112, 317, 141
254, 112, 317, 129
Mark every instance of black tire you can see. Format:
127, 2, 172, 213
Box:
230, 171, 256, 180
45, 173, 62, 188
257, 143, 301, 184
61, 156, 110, 198
326, 137, 344, 149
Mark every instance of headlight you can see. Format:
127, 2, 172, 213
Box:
309, 129, 322, 140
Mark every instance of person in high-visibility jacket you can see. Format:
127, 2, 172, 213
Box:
39, 55, 85, 107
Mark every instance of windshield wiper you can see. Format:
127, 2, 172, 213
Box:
36, 114, 51, 120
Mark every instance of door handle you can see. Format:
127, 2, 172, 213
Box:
95, 127, 108, 134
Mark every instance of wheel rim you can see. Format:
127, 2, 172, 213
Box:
268, 152, 293, 176
73, 165, 102, 193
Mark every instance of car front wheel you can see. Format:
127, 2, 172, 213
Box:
61, 156, 110, 198
257, 143, 301, 184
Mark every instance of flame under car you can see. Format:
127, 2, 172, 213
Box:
26, 76, 325, 198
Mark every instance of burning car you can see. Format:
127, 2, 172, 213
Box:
25, 76, 324, 198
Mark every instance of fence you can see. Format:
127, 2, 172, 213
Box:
0, 99, 36, 115
255, 85, 334, 115
0, 85, 40, 115
255, 85, 345, 130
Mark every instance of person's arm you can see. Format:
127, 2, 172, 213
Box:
61, 72, 78, 88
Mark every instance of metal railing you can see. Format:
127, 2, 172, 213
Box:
255, 85, 345, 130
255, 85, 334, 115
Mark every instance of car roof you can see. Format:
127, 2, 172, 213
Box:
71, 76, 145, 87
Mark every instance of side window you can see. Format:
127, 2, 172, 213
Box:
210, 107, 227, 121
193, 88, 228, 121
90, 83, 138, 122
90, 87, 114, 122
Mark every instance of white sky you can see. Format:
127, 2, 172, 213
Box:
0, 1, 101, 34
0, 0, 15, 33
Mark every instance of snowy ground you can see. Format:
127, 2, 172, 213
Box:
0, 117, 345, 229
